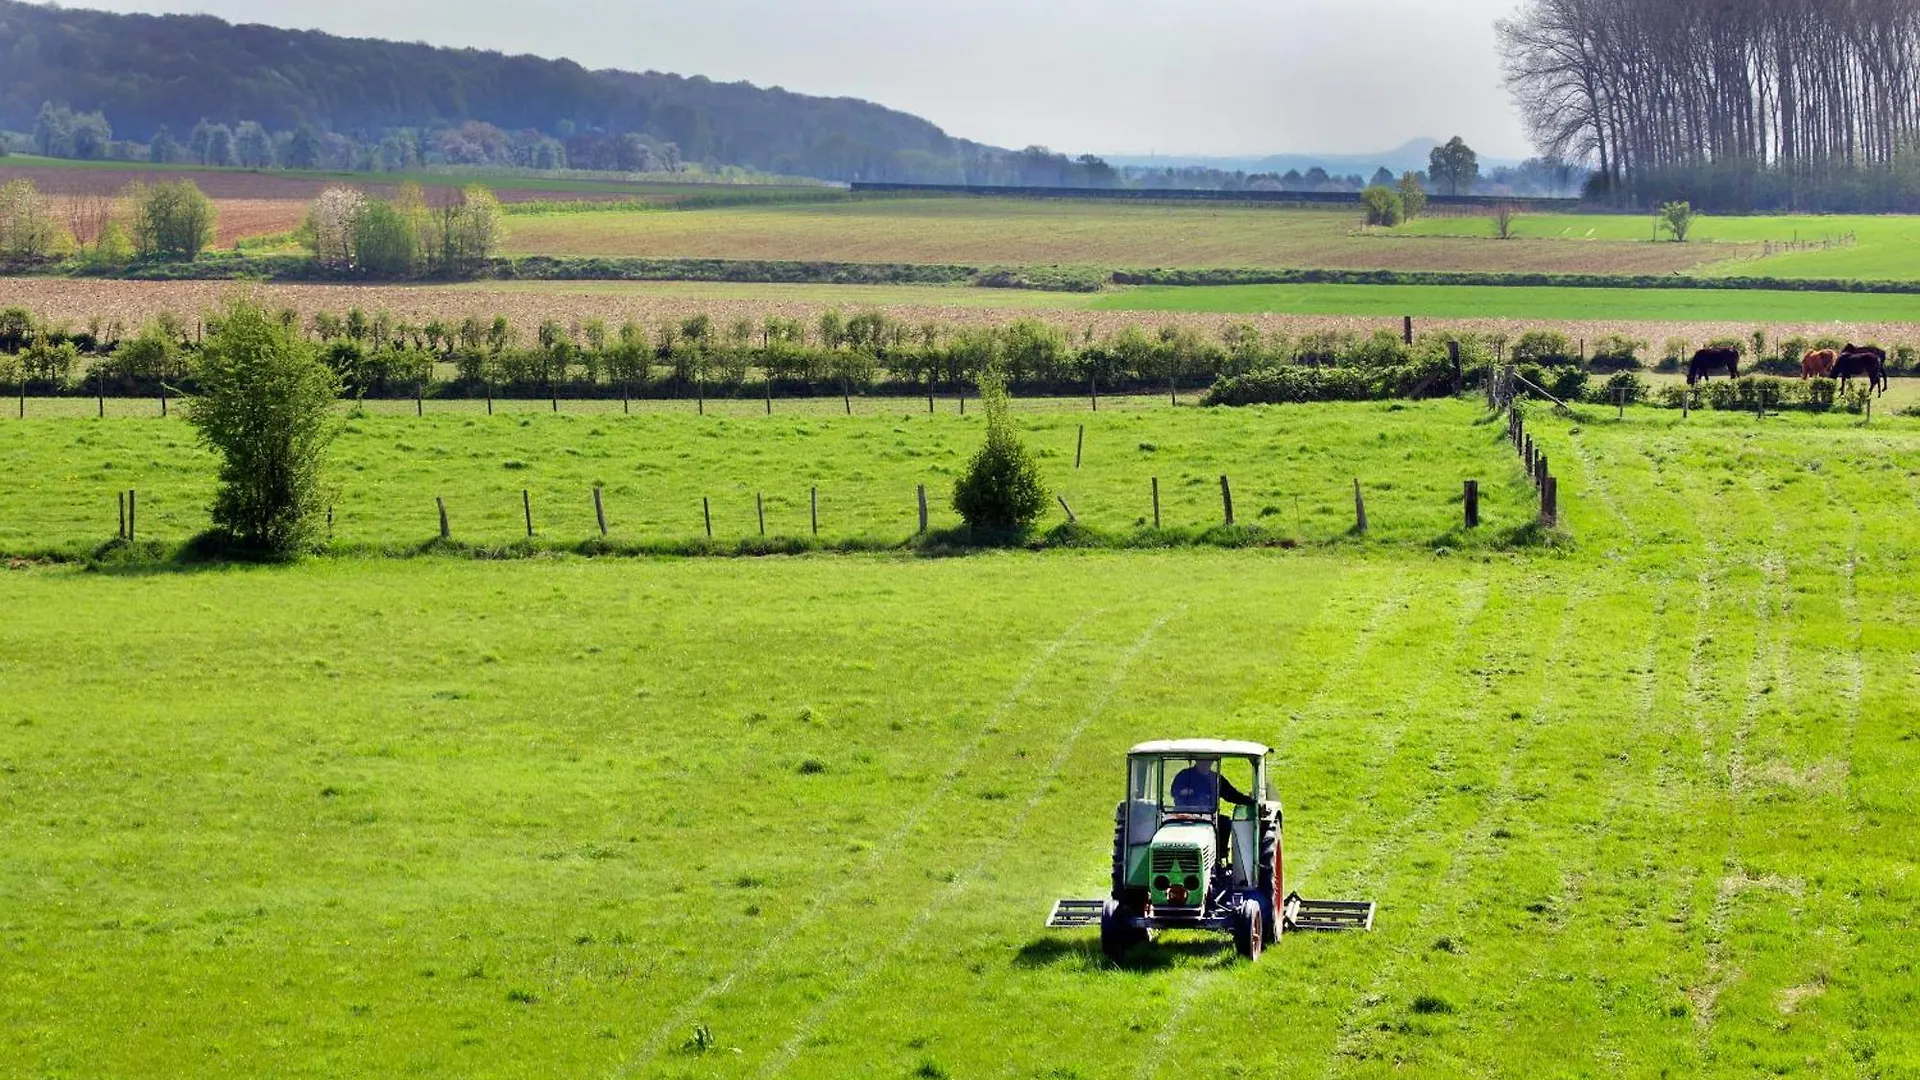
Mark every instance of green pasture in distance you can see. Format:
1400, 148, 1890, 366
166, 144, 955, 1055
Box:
1090, 282, 1920, 322
0, 153, 826, 198
0, 398, 1537, 556
5, 406, 1919, 1077
1399, 211, 1920, 281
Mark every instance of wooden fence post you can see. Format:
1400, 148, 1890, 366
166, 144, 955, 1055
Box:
118, 490, 126, 540
486, 382, 494, 416
623, 382, 630, 415
17, 380, 23, 418
160, 385, 168, 418
1536, 454, 1549, 492
811, 486, 819, 536
842, 381, 851, 415
928, 369, 936, 415
697, 377, 705, 416
917, 484, 929, 534
1541, 476, 1558, 527
327, 504, 333, 540
1525, 435, 1535, 470
1449, 340, 1462, 395
1464, 480, 1479, 528
1220, 475, 1234, 526
1682, 387, 1690, 419
1615, 386, 1625, 418
1075, 424, 1084, 469
524, 489, 533, 537
1057, 495, 1077, 523
551, 380, 558, 413
757, 492, 766, 536
1402, 315, 1413, 345
1151, 476, 1161, 529
97, 369, 104, 418
1353, 478, 1367, 535
127, 489, 135, 542
1090, 372, 1099, 412
594, 487, 608, 536
703, 496, 712, 539
415, 380, 423, 417
436, 497, 449, 540
765, 374, 773, 415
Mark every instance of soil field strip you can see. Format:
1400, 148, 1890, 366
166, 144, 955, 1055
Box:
4, 278, 1916, 346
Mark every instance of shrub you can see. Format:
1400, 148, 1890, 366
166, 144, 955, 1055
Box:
952, 361, 1047, 535
1396, 172, 1427, 219
1596, 370, 1648, 403
126, 180, 217, 260
187, 295, 342, 554
1656, 338, 1689, 373
353, 199, 419, 276
21, 333, 78, 385
0, 178, 71, 260
1512, 330, 1573, 365
1361, 185, 1404, 227
1588, 334, 1646, 371
1658, 201, 1696, 241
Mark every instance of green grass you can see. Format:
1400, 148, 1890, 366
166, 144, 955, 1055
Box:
0, 153, 829, 199
1400, 211, 1920, 281
4, 402, 1919, 1077
1087, 282, 1920, 322
0, 398, 1536, 557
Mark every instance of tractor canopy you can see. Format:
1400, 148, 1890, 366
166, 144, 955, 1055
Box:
1120, 740, 1277, 897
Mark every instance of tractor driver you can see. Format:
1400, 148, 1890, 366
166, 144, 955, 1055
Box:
1170, 758, 1253, 860
1170, 758, 1252, 813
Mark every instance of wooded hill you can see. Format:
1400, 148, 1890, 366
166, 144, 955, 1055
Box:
0, 0, 997, 182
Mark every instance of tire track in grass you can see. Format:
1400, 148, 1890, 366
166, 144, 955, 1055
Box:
614, 608, 1102, 1076
1317, 572, 1587, 1077
752, 605, 1182, 1079
1689, 473, 1791, 1041
1137, 576, 1496, 1080
1562, 421, 1639, 548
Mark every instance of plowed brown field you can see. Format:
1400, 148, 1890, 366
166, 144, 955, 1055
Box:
4, 277, 1912, 350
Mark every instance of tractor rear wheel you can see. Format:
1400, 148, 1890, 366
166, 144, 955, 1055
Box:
1231, 898, 1264, 961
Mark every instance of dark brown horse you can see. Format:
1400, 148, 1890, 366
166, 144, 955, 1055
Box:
1687, 347, 1740, 385
1835, 344, 1888, 395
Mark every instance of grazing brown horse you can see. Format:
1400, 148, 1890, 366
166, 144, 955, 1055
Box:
1687, 347, 1740, 385
1834, 344, 1888, 395
1802, 349, 1837, 379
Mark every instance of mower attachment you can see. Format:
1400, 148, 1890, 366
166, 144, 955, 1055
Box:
1283, 892, 1375, 931
1046, 899, 1108, 928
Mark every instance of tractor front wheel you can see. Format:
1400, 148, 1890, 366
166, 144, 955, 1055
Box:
1231, 898, 1264, 961
1101, 899, 1147, 965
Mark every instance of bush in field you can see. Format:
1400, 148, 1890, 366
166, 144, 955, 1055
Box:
952, 361, 1047, 535
1588, 334, 1647, 371
187, 296, 341, 554
353, 199, 419, 276
110, 322, 186, 384
126, 180, 216, 260
422, 185, 504, 277
21, 333, 78, 385
1659, 201, 1696, 242
1397, 173, 1428, 220
1361, 185, 1404, 226
1513, 330, 1574, 365
1596, 370, 1649, 402
303, 187, 367, 270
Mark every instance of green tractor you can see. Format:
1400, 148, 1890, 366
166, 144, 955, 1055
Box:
1047, 739, 1374, 962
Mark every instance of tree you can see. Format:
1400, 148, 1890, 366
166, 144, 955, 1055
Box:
951, 360, 1047, 535
148, 126, 181, 164
68, 110, 111, 160
1370, 166, 1395, 188
200, 123, 235, 166
33, 101, 69, 156
302, 187, 367, 269
126, 180, 217, 260
234, 121, 273, 168
352, 198, 419, 275
1360, 185, 1404, 226
284, 124, 322, 169
187, 295, 342, 554
1396, 172, 1428, 219
1658, 201, 1696, 241
0, 178, 70, 260
422, 186, 503, 277
1429, 137, 1480, 196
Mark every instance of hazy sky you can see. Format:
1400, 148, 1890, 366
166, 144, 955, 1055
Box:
56, 0, 1536, 159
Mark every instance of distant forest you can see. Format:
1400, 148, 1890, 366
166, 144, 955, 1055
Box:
0, 0, 1579, 198
1501, 0, 1920, 210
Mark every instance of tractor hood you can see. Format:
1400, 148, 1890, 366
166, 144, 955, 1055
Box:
1152, 821, 1216, 848
1147, 820, 1217, 908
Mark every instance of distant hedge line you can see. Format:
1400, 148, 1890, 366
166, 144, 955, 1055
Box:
13, 254, 1917, 295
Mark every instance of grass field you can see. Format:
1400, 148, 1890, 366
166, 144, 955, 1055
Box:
5, 403, 1919, 1078
496, 198, 1726, 276
0, 399, 1541, 557
1401, 211, 1920, 281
